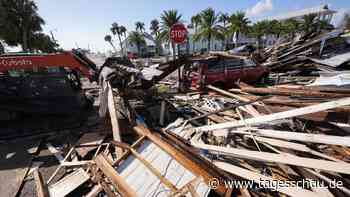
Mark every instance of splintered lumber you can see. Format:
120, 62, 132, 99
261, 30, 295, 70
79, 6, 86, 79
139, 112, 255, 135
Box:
207, 85, 261, 117
214, 161, 319, 197
231, 128, 350, 147
239, 86, 350, 98
107, 82, 123, 156
246, 136, 343, 161
33, 169, 49, 197
75, 132, 106, 158
133, 125, 227, 195
85, 184, 103, 197
94, 154, 137, 197
191, 139, 350, 174
48, 168, 90, 197
194, 97, 350, 132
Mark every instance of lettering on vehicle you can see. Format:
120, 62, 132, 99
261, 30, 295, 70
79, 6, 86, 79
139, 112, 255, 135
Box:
0, 59, 33, 67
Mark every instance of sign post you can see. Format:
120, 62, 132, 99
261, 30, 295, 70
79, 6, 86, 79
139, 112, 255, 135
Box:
170, 23, 188, 91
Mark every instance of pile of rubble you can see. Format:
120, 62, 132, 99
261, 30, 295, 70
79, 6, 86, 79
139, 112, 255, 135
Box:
4, 32, 350, 197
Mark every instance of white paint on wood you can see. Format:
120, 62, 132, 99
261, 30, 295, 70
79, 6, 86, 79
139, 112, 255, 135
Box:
194, 97, 350, 132
48, 168, 90, 197
191, 135, 350, 175
214, 161, 319, 197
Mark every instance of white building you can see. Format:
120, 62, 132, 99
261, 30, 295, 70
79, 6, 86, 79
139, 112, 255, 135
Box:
234, 4, 337, 48
270, 4, 336, 23
122, 32, 157, 57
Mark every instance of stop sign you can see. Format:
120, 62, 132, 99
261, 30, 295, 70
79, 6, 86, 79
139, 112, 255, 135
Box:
170, 23, 188, 44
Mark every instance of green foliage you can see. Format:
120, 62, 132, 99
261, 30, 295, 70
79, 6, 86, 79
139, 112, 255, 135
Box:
110, 22, 127, 54
128, 31, 146, 55
160, 9, 182, 57
135, 21, 145, 32
0, 0, 58, 52
194, 8, 224, 52
150, 19, 160, 35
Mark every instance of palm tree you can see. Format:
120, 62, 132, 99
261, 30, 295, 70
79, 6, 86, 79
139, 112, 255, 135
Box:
104, 35, 117, 52
250, 20, 269, 49
301, 14, 317, 35
128, 31, 146, 56
194, 8, 224, 52
282, 18, 300, 38
190, 14, 201, 53
228, 11, 250, 47
110, 22, 125, 54
150, 19, 160, 36
135, 22, 145, 32
219, 13, 229, 50
0, 0, 45, 51
150, 19, 161, 55
159, 9, 182, 59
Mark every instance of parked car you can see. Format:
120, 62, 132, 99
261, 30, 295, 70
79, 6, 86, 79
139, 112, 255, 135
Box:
185, 56, 269, 89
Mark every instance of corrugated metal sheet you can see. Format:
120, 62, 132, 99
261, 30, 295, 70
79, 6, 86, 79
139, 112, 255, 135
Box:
310, 51, 350, 67
116, 139, 210, 196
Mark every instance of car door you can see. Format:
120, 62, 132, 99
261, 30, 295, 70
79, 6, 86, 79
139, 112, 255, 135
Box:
241, 58, 262, 82
205, 59, 225, 85
224, 59, 244, 85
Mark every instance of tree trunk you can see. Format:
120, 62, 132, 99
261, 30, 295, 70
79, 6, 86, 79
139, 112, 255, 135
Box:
109, 41, 117, 52
22, 28, 28, 52
207, 34, 211, 52
117, 34, 123, 55
192, 26, 197, 53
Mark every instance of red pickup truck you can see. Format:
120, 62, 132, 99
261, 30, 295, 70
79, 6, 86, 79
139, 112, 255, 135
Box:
186, 56, 269, 89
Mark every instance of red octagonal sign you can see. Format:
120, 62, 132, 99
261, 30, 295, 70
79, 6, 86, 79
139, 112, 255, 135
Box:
170, 23, 188, 44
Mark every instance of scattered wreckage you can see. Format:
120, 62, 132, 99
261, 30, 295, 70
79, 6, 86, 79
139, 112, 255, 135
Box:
3, 30, 350, 197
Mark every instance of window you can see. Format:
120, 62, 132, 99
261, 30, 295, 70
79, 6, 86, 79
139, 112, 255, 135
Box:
207, 60, 224, 72
225, 59, 243, 70
243, 59, 256, 67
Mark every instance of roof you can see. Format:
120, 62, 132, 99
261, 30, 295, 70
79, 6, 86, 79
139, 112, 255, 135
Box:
310, 51, 350, 67
271, 4, 337, 21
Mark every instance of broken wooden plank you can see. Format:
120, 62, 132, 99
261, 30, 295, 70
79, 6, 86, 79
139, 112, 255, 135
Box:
48, 168, 90, 197
75, 132, 106, 158
33, 169, 49, 197
194, 97, 350, 132
214, 161, 319, 197
239, 86, 350, 98
231, 128, 350, 147
191, 135, 350, 174
85, 184, 103, 197
107, 82, 123, 156
95, 154, 137, 197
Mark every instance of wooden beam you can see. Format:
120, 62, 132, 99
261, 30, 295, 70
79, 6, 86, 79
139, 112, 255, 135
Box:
107, 82, 123, 156
192, 139, 350, 174
95, 154, 137, 197
239, 86, 350, 98
214, 161, 319, 197
33, 169, 49, 197
194, 97, 350, 132
232, 128, 350, 147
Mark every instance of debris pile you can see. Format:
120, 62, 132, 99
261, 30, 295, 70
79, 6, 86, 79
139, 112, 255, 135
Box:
3, 33, 350, 197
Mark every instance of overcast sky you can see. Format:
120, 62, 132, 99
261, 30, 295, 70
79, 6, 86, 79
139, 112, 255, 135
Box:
35, 0, 350, 53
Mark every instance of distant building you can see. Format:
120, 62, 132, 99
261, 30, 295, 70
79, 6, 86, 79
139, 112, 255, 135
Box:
270, 4, 336, 23
122, 32, 156, 57
234, 4, 337, 48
